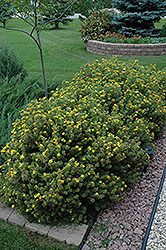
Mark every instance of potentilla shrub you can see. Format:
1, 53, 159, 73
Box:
1, 57, 166, 224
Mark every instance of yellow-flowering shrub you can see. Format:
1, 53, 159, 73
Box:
0, 57, 166, 224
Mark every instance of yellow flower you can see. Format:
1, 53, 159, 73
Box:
76, 179, 79, 183
33, 170, 36, 174
95, 192, 99, 195
57, 153, 61, 157
81, 174, 84, 178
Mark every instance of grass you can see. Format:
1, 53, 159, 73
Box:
0, 17, 166, 249
0, 219, 77, 250
0, 18, 166, 90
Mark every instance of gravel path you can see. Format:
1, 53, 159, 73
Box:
82, 128, 166, 250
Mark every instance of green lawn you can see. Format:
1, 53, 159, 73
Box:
0, 18, 166, 91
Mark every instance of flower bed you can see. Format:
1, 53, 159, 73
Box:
100, 32, 166, 44
86, 40, 166, 57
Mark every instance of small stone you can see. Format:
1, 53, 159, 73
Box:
112, 232, 119, 239
123, 236, 131, 245
94, 232, 100, 238
123, 222, 132, 230
120, 233, 124, 239
134, 227, 143, 235
82, 244, 90, 250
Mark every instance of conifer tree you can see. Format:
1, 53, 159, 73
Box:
111, 0, 166, 37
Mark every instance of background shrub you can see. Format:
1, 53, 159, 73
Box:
0, 57, 166, 224
80, 8, 112, 43
161, 23, 166, 37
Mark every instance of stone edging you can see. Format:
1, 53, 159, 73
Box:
86, 40, 166, 57
0, 203, 88, 246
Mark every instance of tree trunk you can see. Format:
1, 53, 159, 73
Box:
36, 31, 48, 99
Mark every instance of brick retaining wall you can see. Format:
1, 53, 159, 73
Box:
86, 40, 166, 57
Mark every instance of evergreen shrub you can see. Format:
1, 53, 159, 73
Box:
0, 76, 44, 157
80, 9, 112, 43
111, 0, 166, 37
0, 41, 27, 81
0, 57, 166, 224
0, 41, 45, 165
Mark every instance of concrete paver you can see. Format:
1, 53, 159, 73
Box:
25, 221, 51, 236
48, 223, 88, 245
66, 232, 85, 246
0, 202, 89, 246
48, 225, 73, 242
0, 203, 14, 222
8, 210, 26, 227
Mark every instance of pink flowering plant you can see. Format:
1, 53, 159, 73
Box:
0, 57, 166, 224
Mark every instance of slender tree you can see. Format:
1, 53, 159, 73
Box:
0, 0, 79, 99
111, 0, 166, 37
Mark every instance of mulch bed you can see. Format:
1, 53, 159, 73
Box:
84, 128, 166, 250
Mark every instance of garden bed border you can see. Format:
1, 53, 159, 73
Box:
86, 40, 166, 57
